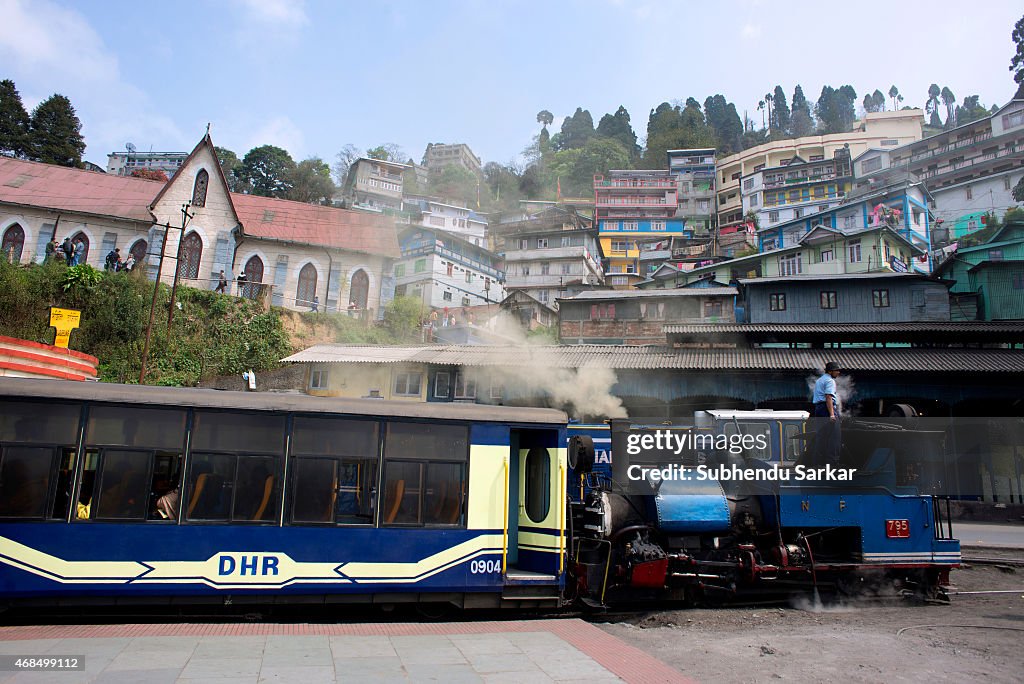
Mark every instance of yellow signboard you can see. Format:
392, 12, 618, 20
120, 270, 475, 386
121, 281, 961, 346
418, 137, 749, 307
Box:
49, 307, 81, 349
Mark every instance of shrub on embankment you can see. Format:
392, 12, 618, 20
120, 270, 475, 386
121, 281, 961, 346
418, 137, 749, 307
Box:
0, 258, 291, 385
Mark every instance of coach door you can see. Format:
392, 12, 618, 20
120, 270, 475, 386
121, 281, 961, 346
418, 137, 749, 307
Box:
506, 429, 561, 578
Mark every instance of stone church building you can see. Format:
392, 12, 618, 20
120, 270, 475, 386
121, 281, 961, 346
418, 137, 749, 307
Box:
0, 135, 399, 315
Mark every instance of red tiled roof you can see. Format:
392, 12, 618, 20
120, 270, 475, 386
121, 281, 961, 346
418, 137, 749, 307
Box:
231, 194, 400, 258
0, 157, 160, 223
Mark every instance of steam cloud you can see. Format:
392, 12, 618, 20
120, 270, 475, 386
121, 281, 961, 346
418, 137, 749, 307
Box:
806, 370, 857, 416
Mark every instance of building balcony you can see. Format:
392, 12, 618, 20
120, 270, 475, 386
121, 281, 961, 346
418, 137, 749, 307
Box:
905, 131, 994, 164
594, 178, 676, 189
403, 244, 504, 279
595, 196, 676, 207
762, 172, 842, 190
916, 142, 1021, 180
504, 246, 592, 262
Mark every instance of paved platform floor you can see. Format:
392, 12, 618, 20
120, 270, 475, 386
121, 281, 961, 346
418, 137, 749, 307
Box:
0, 619, 691, 683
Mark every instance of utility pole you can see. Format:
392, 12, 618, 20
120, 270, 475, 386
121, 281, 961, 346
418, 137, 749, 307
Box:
139, 223, 172, 384
167, 202, 194, 334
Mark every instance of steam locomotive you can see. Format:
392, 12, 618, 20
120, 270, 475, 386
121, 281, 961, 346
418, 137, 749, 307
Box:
565, 411, 960, 605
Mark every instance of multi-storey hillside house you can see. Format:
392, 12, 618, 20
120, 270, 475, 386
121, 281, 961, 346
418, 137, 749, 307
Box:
594, 170, 689, 276
741, 147, 853, 230
716, 110, 924, 230
666, 148, 716, 236
106, 150, 188, 177
422, 143, 482, 177
343, 157, 408, 212
491, 206, 604, 309
402, 196, 487, 245
854, 98, 1024, 241
393, 226, 505, 310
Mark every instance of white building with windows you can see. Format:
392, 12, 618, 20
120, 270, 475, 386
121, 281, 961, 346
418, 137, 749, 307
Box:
106, 150, 188, 177
402, 197, 487, 245
393, 226, 505, 311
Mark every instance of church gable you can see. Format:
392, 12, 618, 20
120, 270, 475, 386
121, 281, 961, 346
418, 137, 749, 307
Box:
150, 135, 238, 229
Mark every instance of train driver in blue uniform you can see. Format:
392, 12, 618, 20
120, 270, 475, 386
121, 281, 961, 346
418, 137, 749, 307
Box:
812, 361, 842, 463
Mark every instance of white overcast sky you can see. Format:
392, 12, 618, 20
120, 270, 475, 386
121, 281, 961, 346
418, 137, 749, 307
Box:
1, 0, 1021, 168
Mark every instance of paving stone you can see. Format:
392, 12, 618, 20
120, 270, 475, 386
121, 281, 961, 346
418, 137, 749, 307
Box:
90, 668, 184, 684
406, 663, 483, 683
329, 635, 398, 658
257, 664, 337, 683
178, 656, 262, 679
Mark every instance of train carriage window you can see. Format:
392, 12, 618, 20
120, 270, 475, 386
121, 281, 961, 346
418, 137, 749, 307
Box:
184, 411, 285, 524
82, 407, 187, 521
0, 400, 81, 520
0, 447, 53, 518
289, 417, 379, 525
723, 422, 771, 460
382, 422, 467, 527
524, 447, 551, 523
783, 424, 804, 462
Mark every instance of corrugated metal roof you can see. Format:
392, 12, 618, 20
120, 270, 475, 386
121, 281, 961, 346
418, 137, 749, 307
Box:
663, 322, 1024, 334
739, 272, 936, 285
283, 344, 1024, 373
561, 287, 737, 301
0, 156, 160, 223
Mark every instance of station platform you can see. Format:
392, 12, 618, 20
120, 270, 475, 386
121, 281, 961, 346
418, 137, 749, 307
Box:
0, 618, 691, 683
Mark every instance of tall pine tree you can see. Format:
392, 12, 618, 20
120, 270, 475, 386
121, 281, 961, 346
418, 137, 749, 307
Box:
0, 80, 31, 158
771, 85, 790, 137
790, 85, 813, 137
596, 105, 639, 160
30, 94, 85, 167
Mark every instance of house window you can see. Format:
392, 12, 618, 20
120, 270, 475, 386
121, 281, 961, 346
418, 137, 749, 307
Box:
794, 209, 802, 219
180, 231, 202, 279
537, 289, 549, 303
848, 240, 862, 263
191, 169, 209, 207
820, 248, 834, 263
434, 372, 451, 399
310, 369, 328, 390
454, 373, 476, 399
750, 194, 759, 208
731, 171, 742, 180
461, 296, 470, 306
704, 300, 723, 317
541, 262, 550, 275
743, 178, 754, 190
843, 215, 856, 229
297, 263, 318, 308
818, 204, 829, 212
590, 303, 616, 319
862, 157, 883, 173
393, 372, 423, 396
622, 221, 639, 231
769, 293, 786, 311
872, 289, 890, 308
989, 249, 1004, 261
561, 262, 571, 275
537, 238, 548, 248
489, 378, 503, 399
763, 238, 778, 251
611, 241, 628, 253
518, 239, 528, 250
779, 253, 802, 276
697, 199, 710, 211
603, 221, 618, 230
768, 211, 779, 223
881, 139, 899, 146
560, 235, 572, 247
443, 291, 453, 301
966, 186, 972, 200
820, 291, 837, 309
651, 221, 666, 231
753, 164, 765, 172
395, 264, 406, 277
465, 270, 473, 282
522, 265, 530, 276
414, 258, 426, 273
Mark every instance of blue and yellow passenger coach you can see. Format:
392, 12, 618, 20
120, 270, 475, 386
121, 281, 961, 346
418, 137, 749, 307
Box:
0, 378, 568, 609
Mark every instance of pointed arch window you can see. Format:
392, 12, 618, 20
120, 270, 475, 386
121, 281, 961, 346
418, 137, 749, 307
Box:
350, 269, 369, 309
70, 231, 90, 265
129, 239, 148, 266
1, 224, 25, 263
297, 263, 318, 308
181, 231, 203, 279
192, 169, 209, 207
243, 255, 264, 299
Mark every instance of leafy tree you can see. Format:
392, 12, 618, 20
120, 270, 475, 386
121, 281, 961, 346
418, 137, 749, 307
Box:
815, 85, 857, 134
872, 89, 886, 112
0, 79, 31, 158
1011, 14, 1024, 98
238, 145, 296, 197
771, 85, 790, 136
764, 91, 774, 131
129, 168, 169, 182
366, 143, 404, 161
548, 137, 630, 198
214, 146, 245, 192
332, 143, 361, 186
757, 99, 766, 128
556, 108, 595, 150
482, 161, 523, 210
703, 95, 743, 153
428, 163, 478, 207
888, 85, 901, 110
954, 95, 990, 125
596, 105, 640, 159
790, 85, 813, 136
382, 295, 425, 343
641, 100, 715, 168
926, 84, 942, 127
29, 94, 85, 167
536, 110, 554, 129
940, 86, 956, 127
741, 127, 768, 150
286, 157, 335, 204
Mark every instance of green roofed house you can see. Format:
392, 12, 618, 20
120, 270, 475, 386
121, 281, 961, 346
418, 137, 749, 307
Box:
932, 221, 1024, 321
